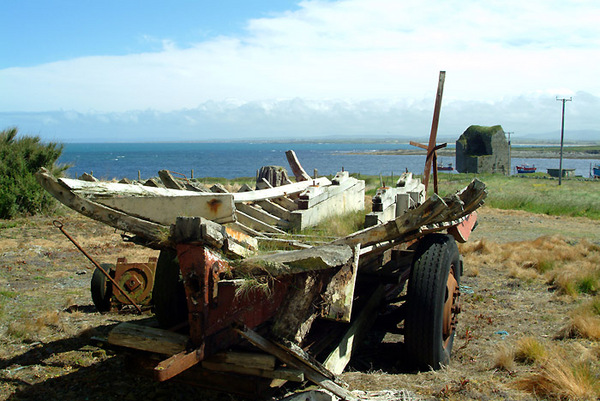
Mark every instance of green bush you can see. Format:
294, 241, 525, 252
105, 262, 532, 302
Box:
0, 127, 67, 219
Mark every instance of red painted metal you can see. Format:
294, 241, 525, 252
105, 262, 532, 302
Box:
448, 211, 478, 243
175, 243, 291, 353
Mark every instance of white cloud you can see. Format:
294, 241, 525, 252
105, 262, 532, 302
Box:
1, 0, 599, 140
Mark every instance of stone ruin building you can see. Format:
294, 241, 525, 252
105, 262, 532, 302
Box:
455, 125, 510, 174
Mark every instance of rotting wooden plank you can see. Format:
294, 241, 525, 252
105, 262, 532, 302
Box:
236, 203, 290, 229
335, 179, 486, 249
235, 210, 287, 234
202, 361, 304, 382
233, 177, 331, 203
255, 199, 292, 220
323, 285, 384, 375
154, 347, 205, 382
210, 183, 229, 193
235, 327, 358, 401
271, 196, 299, 211
36, 168, 167, 242
285, 150, 311, 181
158, 170, 186, 190
298, 178, 357, 210
236, 244, 353, 276
205, 352, 276, 370
98, 194, 236, 225
320, 245, 360, 323
108, 322, 189, 355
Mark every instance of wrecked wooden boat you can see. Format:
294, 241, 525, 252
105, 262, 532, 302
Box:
36, 75, 487, 399
37, 160, 486, 399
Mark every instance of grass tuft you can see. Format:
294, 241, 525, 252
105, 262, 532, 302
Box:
514, 337, 548, 365
516, 356, 599, 400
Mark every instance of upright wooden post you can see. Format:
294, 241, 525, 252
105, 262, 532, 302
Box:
423, 71, 446, 193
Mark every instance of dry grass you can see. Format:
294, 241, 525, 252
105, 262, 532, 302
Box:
557, 299, 600, 341
514, 337, 548, 364
516, 354, 599, 400
461, 235, 600, 297
492, 344, 515, 371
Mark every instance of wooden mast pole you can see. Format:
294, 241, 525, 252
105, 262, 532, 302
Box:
423, 71, 446, 193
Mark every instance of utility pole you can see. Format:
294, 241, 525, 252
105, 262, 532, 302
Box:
556, 97, 572, 185
506, 131, 513, 175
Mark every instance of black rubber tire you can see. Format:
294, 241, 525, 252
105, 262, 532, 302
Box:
152, 249, 188, 329
91, 263, 115, 312
405, 233, 461, 370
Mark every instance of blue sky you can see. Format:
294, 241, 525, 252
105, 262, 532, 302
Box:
1, 0, 599, 142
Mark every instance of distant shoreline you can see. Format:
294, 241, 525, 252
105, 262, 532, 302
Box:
351, 148, 600, 160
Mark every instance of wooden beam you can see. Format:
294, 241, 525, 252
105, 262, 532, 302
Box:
423, 71, 446, 193
235, 210, 287, 234
285, 150, 311, 181
233, 177, 331, 203
108, 322, 189, 355
323, 285, 384, 374
202, 361, 304, 382
36, 168, 167, 242
158, 170, 186, 190
236, 203, 290, 229
235, 327, 358, 401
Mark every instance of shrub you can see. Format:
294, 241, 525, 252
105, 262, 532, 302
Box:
0, 127, 67, 219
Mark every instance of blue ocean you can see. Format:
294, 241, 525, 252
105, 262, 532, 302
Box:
58, 142, 598, 180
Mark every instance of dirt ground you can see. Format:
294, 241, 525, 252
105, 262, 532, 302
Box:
1, 206, 599, 400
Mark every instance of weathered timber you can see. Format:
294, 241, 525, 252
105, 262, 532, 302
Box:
285, 150, 311, 181
271, 196, 299, 211
154, 347, 205, 382
320, 245, 360, 323
272, 272, 326, 342
170, 216, 257, 259
158, 170, 186, 190
144, 178, 162, 187
205, 352, 276, 370
55, 176, 236, 225
323, 285, 384, 374
335, 179, 487, 249
256, 166, 292, 188
236, 244, 353, 276
255, 199, 293, 220
210, 183, 229, 193
201, 361, 304, 382
233, 177, 331, 203
108, 322, 189, 355
290, 179, 365, 231
297, 177, 358, 210
235, 210, 287, 234
255, 177, 274, 190
98, 194, 236, 225
80, 172, 98, 182
36, 168, 167, 242
235, 327, 357, 401
236, 203, 290, 229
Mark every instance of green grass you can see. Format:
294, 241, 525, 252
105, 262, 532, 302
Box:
436, 173, 600, 220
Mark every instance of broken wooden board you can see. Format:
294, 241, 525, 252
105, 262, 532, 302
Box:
336, 179, 487, 250
290, 179, 365, 231
108, 322, 189, 355
235, 244, 353, 276
320, 245, 360, 323
57, 175, 237, 224
323, 285, 384, 375
235, 327, 358, 401
36, 168, 168, 243
233, 177, 331, 203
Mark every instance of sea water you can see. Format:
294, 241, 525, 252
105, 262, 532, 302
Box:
58, 142, 598, 180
